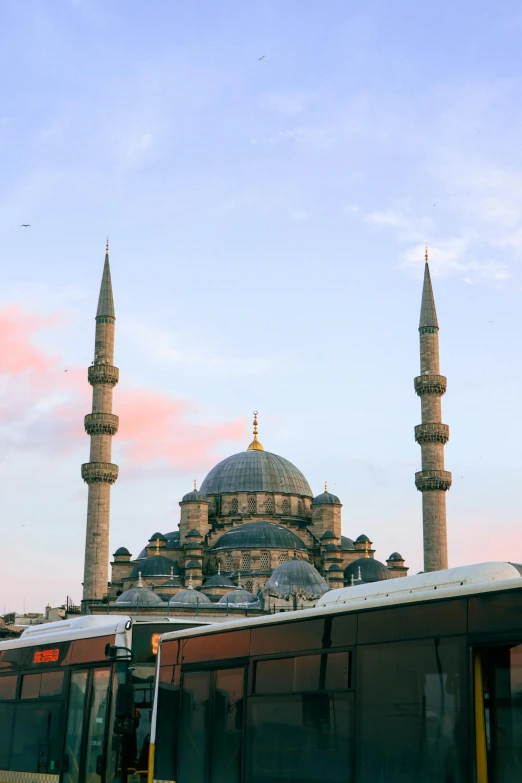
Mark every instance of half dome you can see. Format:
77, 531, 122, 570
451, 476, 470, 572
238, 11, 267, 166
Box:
200, 450, 313, 496
212, 522, 306, 551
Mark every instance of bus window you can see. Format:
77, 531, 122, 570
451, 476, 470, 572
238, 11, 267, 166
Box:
11, 701, 65, 773
64, 671, 89, 783
84, 669, 111, 783
477, 644, 522, 780
0, 703, 14, 767
357, 636, 467, 782
0, 675, 17, 700
178, 672, 210, 783
211, 668, 244, 783
247, 692, 353, 783
130, 665, 155, 779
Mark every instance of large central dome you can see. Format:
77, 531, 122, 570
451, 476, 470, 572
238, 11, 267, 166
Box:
200, 450, 313, 497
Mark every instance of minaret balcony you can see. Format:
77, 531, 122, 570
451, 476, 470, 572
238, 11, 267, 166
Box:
84, 413, 119, 436
88, 364, 119, 387
414, 423, 449, 445
414, 374, 447, 396
415, 470, 452, 492
81, 462, 119, 485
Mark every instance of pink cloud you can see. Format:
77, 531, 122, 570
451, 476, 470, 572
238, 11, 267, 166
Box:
0, 304, 246, 472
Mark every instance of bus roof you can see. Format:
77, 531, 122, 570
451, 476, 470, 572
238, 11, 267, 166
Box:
0, 615, 132, 651
158, 561, 522, 644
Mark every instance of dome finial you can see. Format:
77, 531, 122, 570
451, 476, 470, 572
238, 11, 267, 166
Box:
194, 479, 197, 491
364, 541, 370, 559
237, 571, 242, 589
170, 566, 174, 578
350, 573, 355, 586
357, 566, 362, 581
325, 481, 328, 493
155, 538, 160, 556
188, 573, 194, 589
138, 571, 143, 588
217, 561, 221, 575
248, 411, 264, 451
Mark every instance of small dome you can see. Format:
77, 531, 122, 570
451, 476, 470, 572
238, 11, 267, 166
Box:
212, 522, 306, 551
130, 555, 178, 579
341, 535, 355, 551
185, 559, 202, 569
324, 543, 340, 552
321, 530, 337, 540
113, 547, 130, 556
186, 529, 202, 539
356, 534, 371, 544
312, 491, 341, 506
218, 589, 256, 605
328, 563, 342, 571
202, 572, 236, 589
200, 450, 313, 496
265, 557, 329, 600
344, 558, 391, 584
116, 583, 163, 606
181, 490, 208, 503
169, 588, 211, 606
148, 532, 166, 542
388, 552, 404, 562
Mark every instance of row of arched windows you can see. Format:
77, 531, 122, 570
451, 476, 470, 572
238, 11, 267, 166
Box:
227, 496, 306, 515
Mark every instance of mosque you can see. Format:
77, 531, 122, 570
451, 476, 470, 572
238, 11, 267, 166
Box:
82, 243, 449, 617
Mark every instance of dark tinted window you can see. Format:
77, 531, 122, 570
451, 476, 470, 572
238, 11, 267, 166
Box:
329, 614, 357, 648
0, 675, 17, 700
21, 674, 41, 699
154, 682, 180, 782
247, 693, 353, 783
21, 671, 64, 699
255, 658, 294, 693
212, 668, 244, 783
70, 635, 113, 664
469, 590, 522, 634
11, 701, 65, 772
357, 637, 467, 782
178, 671, 210, 783
161, 639, 180, 666
0, 648, 21, 672
325, 652, 350, 690
133, 623, 205, 664
0, 703, 14, 767
357, 599, 467, 644
40, 671, 64, 697
181, 630, 250, 664
294, 655, 321, 691
251, 619, 324, 656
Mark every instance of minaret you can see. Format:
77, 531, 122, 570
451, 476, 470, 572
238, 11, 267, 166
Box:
414, 248, 451, 571
81, 240, 119, 607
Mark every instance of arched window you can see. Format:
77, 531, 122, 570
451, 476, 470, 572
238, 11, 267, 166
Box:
281, 498, 290, 514
230, 497, 238, 514
248, 496, 257, 514
242, 553, 251, 571
260, 551, 270, 570
225, 554, 233, 572
278, 552, 287, 564
265, 497, 274, 514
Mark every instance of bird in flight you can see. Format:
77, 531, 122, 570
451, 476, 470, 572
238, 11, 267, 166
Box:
21, 224, 31, 228
259, 55, 265, 60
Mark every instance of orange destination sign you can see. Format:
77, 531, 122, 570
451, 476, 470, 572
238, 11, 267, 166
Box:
33, 648, 60, 664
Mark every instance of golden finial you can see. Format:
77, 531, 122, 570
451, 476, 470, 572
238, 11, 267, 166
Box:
217, 561, 221, 575
106, 236, 109, 255
155, 538, 160, 556
137, 571, 143, 588
194, 479, 197, 491
364, 540, 370, 559
425, 246, 428, 264
324, 481, 328, 493
247, 410, 264, 451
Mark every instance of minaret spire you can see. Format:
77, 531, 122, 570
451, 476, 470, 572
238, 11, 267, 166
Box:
81, 242, 119, 608
414, 248, 451, 572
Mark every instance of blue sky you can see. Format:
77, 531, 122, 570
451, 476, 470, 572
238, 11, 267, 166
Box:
1, 0, 522, 611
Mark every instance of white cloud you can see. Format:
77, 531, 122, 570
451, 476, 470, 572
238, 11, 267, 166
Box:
119, 316, 271, 376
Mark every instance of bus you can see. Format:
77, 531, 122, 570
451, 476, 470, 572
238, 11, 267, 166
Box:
150, 561, 522, 783
0, 614, 208, 783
